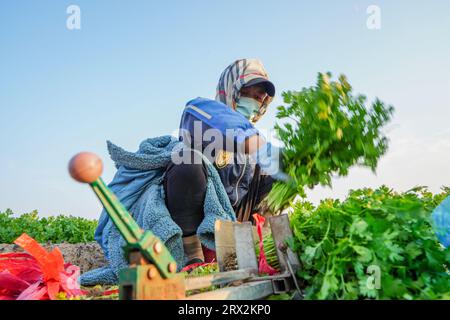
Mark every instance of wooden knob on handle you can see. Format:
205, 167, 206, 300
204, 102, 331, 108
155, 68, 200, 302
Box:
69, 152, 103, 183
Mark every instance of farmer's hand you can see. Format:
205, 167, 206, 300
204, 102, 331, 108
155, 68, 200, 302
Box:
244, 134, 266, 154
250, 141, 290, 183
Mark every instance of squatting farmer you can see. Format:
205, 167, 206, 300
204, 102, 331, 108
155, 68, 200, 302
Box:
165, 58, 279, 266
81, 59, 285, 285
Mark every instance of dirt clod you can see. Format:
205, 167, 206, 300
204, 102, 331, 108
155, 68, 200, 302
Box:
223, 252, 238, 271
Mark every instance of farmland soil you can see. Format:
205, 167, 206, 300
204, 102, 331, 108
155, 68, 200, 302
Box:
0, 242, 107, 273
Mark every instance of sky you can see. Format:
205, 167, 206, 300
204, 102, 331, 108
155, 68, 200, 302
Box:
0, 0, 449, 219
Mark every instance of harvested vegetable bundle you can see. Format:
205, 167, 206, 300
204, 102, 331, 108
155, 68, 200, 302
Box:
254, 233, 280, 271
252, 214, 278, 275
290, 186, 450, 300
267, 73, 394, 212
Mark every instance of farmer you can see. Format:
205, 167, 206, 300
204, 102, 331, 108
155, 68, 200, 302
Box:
86, 59, 285, 285
164, 58, 282, 265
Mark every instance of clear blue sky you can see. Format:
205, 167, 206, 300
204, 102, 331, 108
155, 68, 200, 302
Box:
1, 0, 449, 218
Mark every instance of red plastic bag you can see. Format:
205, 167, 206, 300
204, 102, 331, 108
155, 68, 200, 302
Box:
0, 233, 85, 300
253, 213, 278, 275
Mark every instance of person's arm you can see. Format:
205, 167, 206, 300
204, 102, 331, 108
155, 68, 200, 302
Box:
180, 97, 289, 181
180, 97, 261, 153
244, 134, 266, 154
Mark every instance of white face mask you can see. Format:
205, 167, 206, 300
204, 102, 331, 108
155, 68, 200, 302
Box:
235, 97, 260, 120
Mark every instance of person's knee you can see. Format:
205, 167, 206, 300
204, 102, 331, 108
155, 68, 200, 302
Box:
164, 161, 207, 237
166, 162, 207, 191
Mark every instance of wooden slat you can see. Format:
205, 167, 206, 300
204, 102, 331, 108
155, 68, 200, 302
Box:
185, 280, 274, 300
214, 220, 236, 272
234, 222, 258, 272
184, 269, 253, 291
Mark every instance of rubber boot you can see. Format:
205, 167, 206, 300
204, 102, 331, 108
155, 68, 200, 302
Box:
183, 235, 205, 266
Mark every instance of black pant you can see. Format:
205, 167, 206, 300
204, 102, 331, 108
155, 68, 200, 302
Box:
163, 150, 274, 236
163, 151, 208, 237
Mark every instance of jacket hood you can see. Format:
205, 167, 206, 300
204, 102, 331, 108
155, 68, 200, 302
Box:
106, 135, 182, 171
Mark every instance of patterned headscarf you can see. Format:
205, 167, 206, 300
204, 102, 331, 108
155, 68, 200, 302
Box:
215, 58, 274, 123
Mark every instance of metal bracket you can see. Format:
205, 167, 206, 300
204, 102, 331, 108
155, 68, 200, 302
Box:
269, 214, 300, 273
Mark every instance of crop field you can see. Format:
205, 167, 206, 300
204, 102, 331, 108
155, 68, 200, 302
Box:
1, 184, 448, 300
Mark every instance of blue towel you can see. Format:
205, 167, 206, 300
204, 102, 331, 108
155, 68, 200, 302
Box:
79, 135, 236, 285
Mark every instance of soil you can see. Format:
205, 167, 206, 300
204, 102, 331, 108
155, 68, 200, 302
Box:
223, 251, 238, 271
0, 242, 107, 273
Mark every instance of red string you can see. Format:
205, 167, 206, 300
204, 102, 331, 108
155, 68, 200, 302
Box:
253, 214, 278, 275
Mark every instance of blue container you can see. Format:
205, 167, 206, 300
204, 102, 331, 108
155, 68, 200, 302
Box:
432, 196, 450, 248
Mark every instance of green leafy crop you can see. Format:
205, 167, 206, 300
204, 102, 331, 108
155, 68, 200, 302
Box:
268, 72, 394, 212
289, 186, 449, 300
0, 209, 97, 243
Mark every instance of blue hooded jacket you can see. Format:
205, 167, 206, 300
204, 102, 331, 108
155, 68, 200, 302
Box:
179, 97, 263, 209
